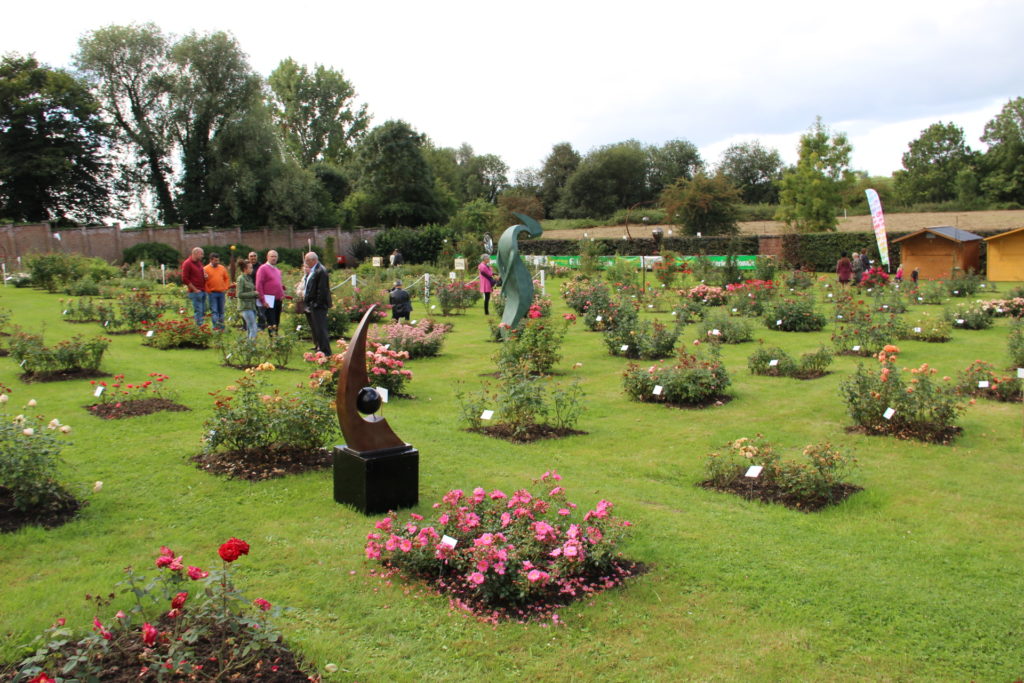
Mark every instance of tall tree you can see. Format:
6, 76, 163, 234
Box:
647, 139, 703, 197
660, 172, 741, 236
893, 122, 972, 205
169, 30, 264, 228
0, 54, 115, 223
353, 120, 447, 227
556, 140, 648, 218
267, 58, 370, 167
979, 97, 1024, 204
776, 117, 854, 232
76, 23, 178, 223
538, 142, 580, 217
717, 141, 784, 204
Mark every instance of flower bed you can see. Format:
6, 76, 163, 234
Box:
681, 283, 727, 306
85, 373, 189, 419
7, 539, 310, 681
700, 436, 860, 511
141, 318, 213, 350
763, 296, 827, 332
955, 360, 1022, 402
698, 313, 754, 344
900, 313, 953, 343
8, 331, 110, 381
365, 472, 641, 621
604, 317, 682, 359
747, 345, 833, 380
946, 302, 994, 330
305, 340, 412, 397
622, 345, 730, 406
214, 328, 297, 369
370, 319, 452, 359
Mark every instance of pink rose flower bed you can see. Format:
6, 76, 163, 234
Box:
365, 472, 643, 622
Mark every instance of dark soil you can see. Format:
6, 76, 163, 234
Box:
19, 368, 108, 383
0, 487, 84, 533
0, 348, 7, 357
699, 479, 862, 512
844, 424, 962, 445
468, 424, 587, 443
387, 558, 647, 623
190, 446, 332, 481
85, 398, 190, 419
649, 394, 733, 410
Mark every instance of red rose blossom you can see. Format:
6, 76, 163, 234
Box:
170, 591, 188, 609
218, 537, 250, 563
142, 622, 158, 646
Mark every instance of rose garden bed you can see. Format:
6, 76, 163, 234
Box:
190, 446, 332, 481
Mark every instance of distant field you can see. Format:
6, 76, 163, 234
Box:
540, 209, 1024, 240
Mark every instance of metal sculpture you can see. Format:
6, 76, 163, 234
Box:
497, 212, 543, 334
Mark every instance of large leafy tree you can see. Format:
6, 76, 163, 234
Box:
717, 141, 784, 204
353, 120, 447, 227
979, 97, 1024, 204
538, 142, 580, 217
267, 58, 369, 168
646, 139, 703, 197
0, 54, 116, 223
660, 172, 741, 236
76, 23, 178, 223
556, 140, 649, 218
893, 122, 973, 205
776, 117, 854, 232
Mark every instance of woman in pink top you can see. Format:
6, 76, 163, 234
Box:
478, 254, 496, 315
255, 250, 285, 333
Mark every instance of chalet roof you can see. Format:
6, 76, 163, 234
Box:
983, 226, 1024, 242
891, 226, 983, 244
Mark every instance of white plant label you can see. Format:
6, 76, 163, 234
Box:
383, 344, 390, 350
828, 293, 833, 298
883, 407, 896, 420
411, 320, 417, 325
440, 535, 458, 548
620, 344, 629, 352
776, 319, 782, 326
769, 359, 779, 367
431, 305, 436, 310
956, 319, 965, 325
953, 290, 959, 295
711, 329, 721, 336
20, 359, 26, 367
376, 387, 390, 403
63, 310, 68, 315
653, 385, 663, 396
837, 315, 843, 319
648, 304, 654, 309
94, 386, 105, 397
1018, 368, 1024, 379
296, 325, 302, 331
732, 308, 738, 312
918, 297, 923, 301
146, 330, 154, 337
103, 321, 109, 327
978, 380, 989, 388
883, 305, 889, 309
852, 345, 861, 352
595, 315, 603, 322
225, 353, 232, 360
480, 409, 494, 420
913, 327, 922, 333
745, 466, 763, 478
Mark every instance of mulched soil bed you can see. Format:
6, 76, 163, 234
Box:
85, 398, 190, 419
654, 394, 733, 410
467, 424, 586, 443
844, 424, 962, 445
380, 559, 648, 623
0, 348, 7, 357
19, 368, 108, 383
190, 446, 332, 481
0, 487, 84, 533
698, 480, 862, 512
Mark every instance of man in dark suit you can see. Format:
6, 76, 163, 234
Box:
303, 252, 333, 355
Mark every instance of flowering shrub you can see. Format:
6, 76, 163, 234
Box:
214, 328, 298, 369
698, 312, 753, 344
87, 373, 176, 412
204, 368, 338, 454
839, 345, 966, 442
496, 315, 570, 375
979, 297, 1024, 318
955, 360, 1022, 402
116, 290, 172, 331
945, 270, 983, 297
337, 281, 390, 321
703, 436, 858, 510
561, 276, 610, 315
59, 297, 101, 323
912, 279, 948, 305
365, 472, 634, 618
10, 540, 300, 682
783, 269, 815, 290
859, 267, 889, 287
1010, 321, 1024, 367
8, 331, 110, 375
305, 340, 412, 396
763, 295, 827, 332
142, 317, 213, 349
583, 294, 637, 332
604, 318, 683, 359
0, 390, 75, 513
370, 319, 452, 358
622, 344, 730, 405
681, 283, 727, 306
725, 279, 776, 316
495, 291, 552, 319
747, 345, 833, 379
869, 286, 908, 313
945, 302, 994, 330
831, 310, 907, 356
437, 281, 482, 315
900, 313, 952, 343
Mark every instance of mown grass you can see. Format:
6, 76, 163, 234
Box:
1, 277, 1023, 681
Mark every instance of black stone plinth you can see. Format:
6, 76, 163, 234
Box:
333, 444, 419, 514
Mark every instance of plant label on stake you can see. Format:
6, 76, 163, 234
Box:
978, 380, 989, 388
1018, 368, 1024, 379
440, 535, 458, 548
956, 319, 965, 325
913, 327, 922, 333
852, 345, 861, 352
653, 385, 663, 396
776, 319, 783, 326
883, 407, 896, 420
375, 387, 389, 403
146, 330, 154, 337
94, 386, 105, 398
745, 465, 763, 478
769, 359, 779, 367
480, 409, 494, 420
296, 325, 302, 331
595, 315, 603, 322
711, 329, 721, 336
620, 344, 629, 352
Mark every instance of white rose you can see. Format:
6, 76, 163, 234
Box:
0, 394, 8, 403
22, 428, 34, 436
60, 425, 72, 434
92, 481, 103, 493
27, 399, 37, 407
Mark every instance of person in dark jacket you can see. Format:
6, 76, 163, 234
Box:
389, 281, 412, 322
302, 252, 333, 355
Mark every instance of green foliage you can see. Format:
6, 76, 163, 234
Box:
604, 316, 682, 359
24, 252, 87, 293
660, 172, 742, 236
0, 391, 75, 512
214, 329, 298, 369
622, 345, 730, 404
747, 345, 833, 379
1009, 321, 1024, 367
369, 319, 451, 359
8, 331, 110, 374
776, 117, 855, 232
717, 141, 784, 205
945, 269, 983, 297
122, 241, 181, 266
946, 302, 994, 330
901, 312, 953, 343
698, 312, 753, 344
142, 318, 213, 349
955, 360, 1022, 402
556, 140, 649, 219
647, 139, 704, 196
539, 142, 582, 217
764, 295, 827, 332
979, 97, 1024, 204
496, 316, 569, 375
436, 281, 481, 316
894, 121, 974, 205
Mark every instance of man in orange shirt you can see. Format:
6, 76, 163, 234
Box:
204, 252, 230, 330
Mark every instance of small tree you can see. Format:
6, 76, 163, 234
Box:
660, 172, 741, 236
776, 117, 855, 232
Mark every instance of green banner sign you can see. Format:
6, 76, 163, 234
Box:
529, 255, 760, 270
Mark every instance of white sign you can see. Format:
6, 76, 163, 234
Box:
648, 304, 654, 309
103, 320, 109, 327
94, 386, 105, 397
296, 325, 302, 331
953, 290, 959, 295
827, 293, 833, 298
710, 329, 721, 336
264, 295, 276, 308
382, 344, 390, 350
913, 327, 922, 333
731, 308, 737, 312
62, 310, 68, 315
852, 345, 861, 352
918, 297, 923, 302
620, 344, 629, 352
595, 315, 603, 322
440, 535, 458, 548
376, 387, 390, 403
776, 319, 782, 326
411, 320, 418, 325
430, 305, 436, 310
480, 409, 494, 420
448, 271, 456, 280
768, 359, 779, 367
745, 465, 763, 478
372, 257, 383, 267
225, 353, 232, 360
653, 385, 663, 396
978, 380, 990, 388
882, 305, 889, 309
146, 330, 154, 337
1018, 368, 1024, 379
883, 407, 896, 420
454, 258, 467, 271
956, 319, 965, 325
837, 315, 843, 320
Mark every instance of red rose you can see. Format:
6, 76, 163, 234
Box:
170, 591, 188, 609
218, 537, 250, 563
253, 598, 272, 611
29, 674, 56, 683
142, 622, 158, 646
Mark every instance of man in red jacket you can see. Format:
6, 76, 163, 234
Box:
181, 247, 207, 326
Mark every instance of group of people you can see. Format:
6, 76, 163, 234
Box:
180, 248, 333, 355
835, 250, 918, 286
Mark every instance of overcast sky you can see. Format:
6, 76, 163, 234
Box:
7, 0, 1023, 178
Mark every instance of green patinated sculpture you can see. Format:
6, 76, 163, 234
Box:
497, 212, 543, 335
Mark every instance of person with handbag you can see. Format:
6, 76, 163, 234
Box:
478, 254, 497, 315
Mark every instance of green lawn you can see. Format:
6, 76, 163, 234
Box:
1, 279, 1022, 681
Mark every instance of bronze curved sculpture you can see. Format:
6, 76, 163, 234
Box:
497, 212, 544, 334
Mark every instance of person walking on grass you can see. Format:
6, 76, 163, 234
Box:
478, 254, 496, 315
389, 280, 412, 322
303, 252, 333, 355
204, 252, 230, 331
256, 250, 284, 334
236, 260, 258, 340
181, 247, 207, 326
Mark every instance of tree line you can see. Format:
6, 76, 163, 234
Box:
1, 23, 1023, 236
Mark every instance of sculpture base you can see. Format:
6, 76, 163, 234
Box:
333, 444, 419, 515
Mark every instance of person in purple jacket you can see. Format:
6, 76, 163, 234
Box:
478, 254, 496, 315
256, 250, 284, 334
